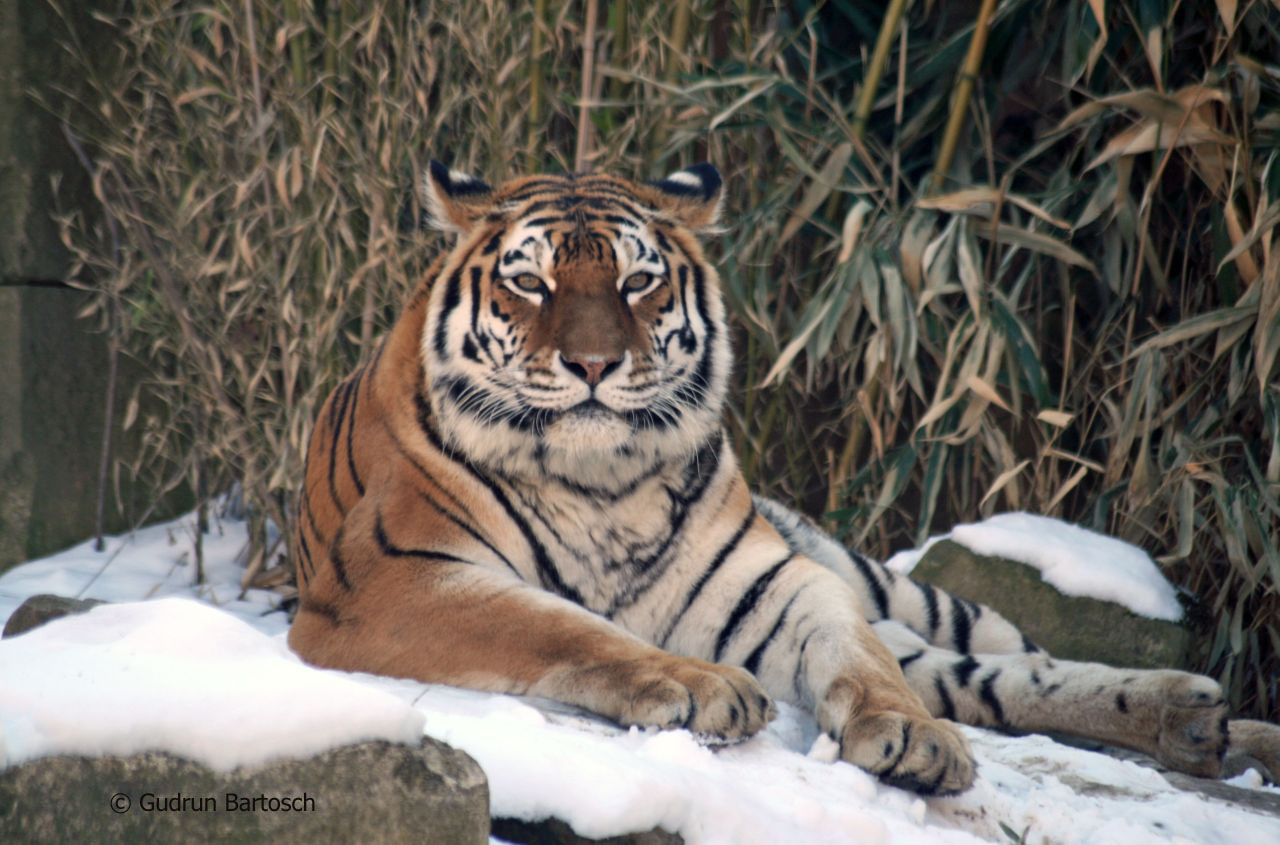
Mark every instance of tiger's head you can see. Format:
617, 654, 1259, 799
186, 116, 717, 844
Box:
418, 161, 730, 487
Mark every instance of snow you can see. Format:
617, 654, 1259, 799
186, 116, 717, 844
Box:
884, 512, 1183, 622
2, 509, 1276, 844
0, 598, 424, 771
1226, 768, 1280, 795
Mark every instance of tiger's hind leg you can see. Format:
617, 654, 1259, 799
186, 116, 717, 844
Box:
753, 495, 1039, 656
873, 620, 1230, 777
753, 496, 1280, 779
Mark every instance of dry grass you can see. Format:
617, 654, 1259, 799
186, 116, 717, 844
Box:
51, 0, 1280, 721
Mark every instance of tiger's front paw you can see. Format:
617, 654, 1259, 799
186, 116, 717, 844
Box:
617, 656, 775, 741
841, 710, 975, 795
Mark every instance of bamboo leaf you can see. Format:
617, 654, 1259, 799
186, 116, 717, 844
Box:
899, 212, 934, 293
974, 222, 1097, 273
914, 389, 964, 432
980, 459, 1031, 508
991, 294, 1052, 407
1037, 409, 1074, 427
1086, 0, 1107, 34
957, 224, 983, 318
1086, 119, 1236, 171
173, 86, 222, 107
1056, 87, 1229, 132
966, 374, 1011, 412
917, 186, 1004, 214
1217, 202, 1280, 274
917, 187, 1070, 229
759, 296, 837, 387
779, 142, 853, 247
855, 445, 918, 547
1129, 306, 1258, 358
837, 199, 872, 264
1214, 0, 1237, 33
1085, 0, 1107, 78
1046, 465, 1089, 512
709, 80, 775, 131
1174, 478, 1196, 560
122, 393, 140, 432
1256, 254, 1280, 395
1144, 23, 1163, 92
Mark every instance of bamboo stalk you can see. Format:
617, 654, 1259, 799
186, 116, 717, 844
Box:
528, 0, 548, 166
849, 0, 910, 142
823, 0, 909, 228
666, 0, 691, 86
284, 0, 307, 88
817, 1, 912, 497
194, 460, 206, 585
340, 0, 354, 83
828, 374, 883, 518
648, 0, 692, 173
575, 0, 600, 171
322, 3, 337, 113
63, 121, 123, 554
242, 0, 264, 124
929, 0, 998, 193
93, 334, 118, 552
602, 0, 628, 133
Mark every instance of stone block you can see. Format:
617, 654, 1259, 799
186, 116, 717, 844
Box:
0, 738, 489, 844
911, 539, 1191, 669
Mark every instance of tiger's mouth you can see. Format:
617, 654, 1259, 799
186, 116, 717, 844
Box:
565, 398, 617, 418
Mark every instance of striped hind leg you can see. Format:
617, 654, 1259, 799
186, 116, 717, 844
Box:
752, 496, 1280, 779
753, 495, 1038, 655
872, 620, 1230, 777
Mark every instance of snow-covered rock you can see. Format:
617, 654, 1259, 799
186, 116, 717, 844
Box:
0, 597, 423, 771
886, 512, 1182, 622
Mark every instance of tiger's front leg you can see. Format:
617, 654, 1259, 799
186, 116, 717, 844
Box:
289, 496, 774, 742
664, 555, 976, 794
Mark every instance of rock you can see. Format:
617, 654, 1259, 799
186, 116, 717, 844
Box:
492, 816, 683, 845
2, 593, 105, 638
911, 539, 1192, 669
1050, 733, 1280, 819
1162, 770, 1280, 818
0, 738, 488, 844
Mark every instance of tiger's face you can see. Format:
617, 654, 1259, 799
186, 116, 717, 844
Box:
419, 162, 730, 486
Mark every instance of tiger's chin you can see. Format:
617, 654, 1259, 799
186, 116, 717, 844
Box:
541, 405, 633, 454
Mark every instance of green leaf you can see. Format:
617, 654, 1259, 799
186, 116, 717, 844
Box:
1129, 306, 1257, 358
991, 294, 1052, 407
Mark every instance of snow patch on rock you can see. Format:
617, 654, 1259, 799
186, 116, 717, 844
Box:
886, 513, 1181, 621
0, 598, 423, 771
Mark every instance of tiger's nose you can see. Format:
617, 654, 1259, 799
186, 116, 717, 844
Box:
560, 352, 623, 386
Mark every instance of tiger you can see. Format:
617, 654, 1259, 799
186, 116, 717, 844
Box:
288, 160, 1280, 795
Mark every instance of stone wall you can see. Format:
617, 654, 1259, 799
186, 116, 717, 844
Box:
0, 0, 188, 573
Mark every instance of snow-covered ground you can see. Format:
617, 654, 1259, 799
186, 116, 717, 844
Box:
2, 510, 1277, 844
884, 512, 1183, 621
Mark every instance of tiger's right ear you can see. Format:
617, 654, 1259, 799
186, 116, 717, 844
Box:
645, 163, 724, 232
420, 160, 495, 234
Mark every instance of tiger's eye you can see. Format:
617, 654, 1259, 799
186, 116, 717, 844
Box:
622, 273, 653, 293
512, 274, 545, 293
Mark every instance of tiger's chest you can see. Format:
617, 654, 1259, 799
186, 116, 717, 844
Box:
495, 464, 703, 613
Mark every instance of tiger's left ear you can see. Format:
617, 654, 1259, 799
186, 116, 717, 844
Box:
646, 163, 724, 232
420, 160, 495, 234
